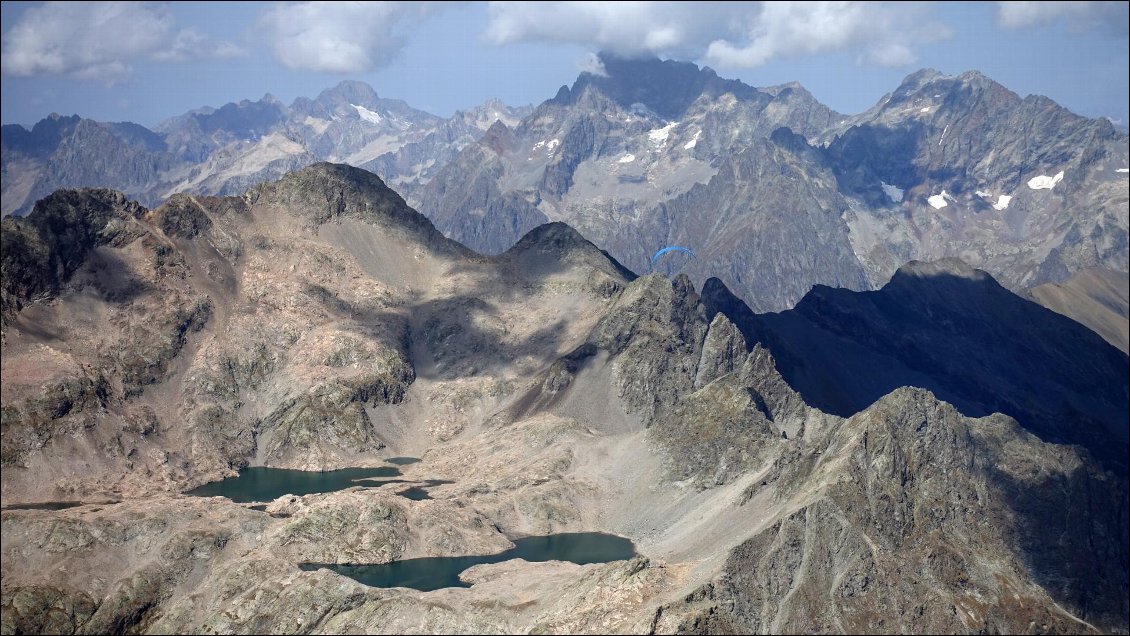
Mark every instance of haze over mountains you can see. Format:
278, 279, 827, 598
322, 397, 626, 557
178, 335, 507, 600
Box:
1, 163, 1127, 633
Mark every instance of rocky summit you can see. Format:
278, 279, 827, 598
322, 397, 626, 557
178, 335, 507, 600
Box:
1, 163, 1127, 634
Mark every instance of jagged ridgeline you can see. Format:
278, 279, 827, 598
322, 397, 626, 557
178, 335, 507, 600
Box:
7, 60, 1126, 325
1, 163, 1126, 634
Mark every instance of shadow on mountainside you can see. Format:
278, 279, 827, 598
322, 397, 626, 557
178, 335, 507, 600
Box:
302, 222, 634, 383
702, 260, 1130, 472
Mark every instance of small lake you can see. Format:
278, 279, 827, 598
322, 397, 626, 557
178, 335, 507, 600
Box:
385, 457, 421, 465
186, 466, 402, 503
301, 532, 636, 591
1, 501, 84, 511
397, 487, 431, 500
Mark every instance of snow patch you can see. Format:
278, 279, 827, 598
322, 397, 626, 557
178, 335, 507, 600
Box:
920, 107, 930, 112
683, 131, 701, 150
928, 191, 950, 209
881, 182, 904, 203
351, 104, 383, 125
992, 195, 1012, 211
618, 154, 636, 163
533, 139, 560, 156
975, 190, 991, 198
1027, 171, 1064, 190
938, 124, 949, 146
1117, 168, 1129, 173
648, 122, 678, 145
303, 116, 330, 135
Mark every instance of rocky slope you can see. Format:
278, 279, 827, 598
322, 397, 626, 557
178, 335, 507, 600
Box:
699, 258, 1129, 470
825, 69, 1129, 291
415, 55, 1129, 314
1, 82, 530, 218
2, 164, 1127, 634
1026, 267, 1129, 353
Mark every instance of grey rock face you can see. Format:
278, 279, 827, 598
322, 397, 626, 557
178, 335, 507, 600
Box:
665, 388, 1128, 634
825, 69, 1129, 291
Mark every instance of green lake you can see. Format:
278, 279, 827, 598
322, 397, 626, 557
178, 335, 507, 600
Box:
301, 532, 637, 591
186, 466, 402, 503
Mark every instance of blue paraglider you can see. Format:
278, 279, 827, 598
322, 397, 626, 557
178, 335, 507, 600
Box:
651, 246, 696, 266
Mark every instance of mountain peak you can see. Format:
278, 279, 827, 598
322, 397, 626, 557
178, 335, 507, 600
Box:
252, 163, 464, 256
313, 80, 381, 108
503, 221, 636, 279
890, 67, 1012, 102
553, 52, 760, 120
891, 258, 993, 283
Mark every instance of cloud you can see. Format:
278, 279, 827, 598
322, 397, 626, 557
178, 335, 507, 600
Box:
577, 51, 608, 77
1, 1, 246, 82
997, 1, 1129, 34
485, 2, 741, 58
152, 28, 247, 63
707, 2, 949, 69
260, 1, 434, 74
485, 1, 951, 69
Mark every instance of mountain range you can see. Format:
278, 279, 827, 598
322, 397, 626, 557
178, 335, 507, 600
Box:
416, 54, 1129, 314
1, 80, 529, 219
1, 52, 1128, 635
6, 55, 1125, 325
1, 163, 1127, 633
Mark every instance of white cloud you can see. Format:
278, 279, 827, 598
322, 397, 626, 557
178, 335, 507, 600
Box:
485, 1, 950, 69
707, 2, 948, 68
485, 2, 745, 58
997, 1, 1129, 34
260, 1, 434, 74
152, 28, 247, 63
1, 1, 245, 82
577, 51, 608, 77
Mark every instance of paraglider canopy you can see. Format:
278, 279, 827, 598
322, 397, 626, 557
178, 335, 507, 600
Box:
651, 246, 696, 266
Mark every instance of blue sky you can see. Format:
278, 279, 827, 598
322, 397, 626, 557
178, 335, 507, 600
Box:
1, 1, 1127, 129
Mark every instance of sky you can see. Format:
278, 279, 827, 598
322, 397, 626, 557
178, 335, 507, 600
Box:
1, 1, 1127, 129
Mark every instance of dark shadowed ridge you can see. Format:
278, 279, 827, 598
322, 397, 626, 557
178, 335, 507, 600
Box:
702, 259, 1130, 471
1, 189, 147, 318
500, 221, 638, 282
550, 52, 765, 120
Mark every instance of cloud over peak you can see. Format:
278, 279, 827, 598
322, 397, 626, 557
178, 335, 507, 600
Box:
485, 1, 952, 69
